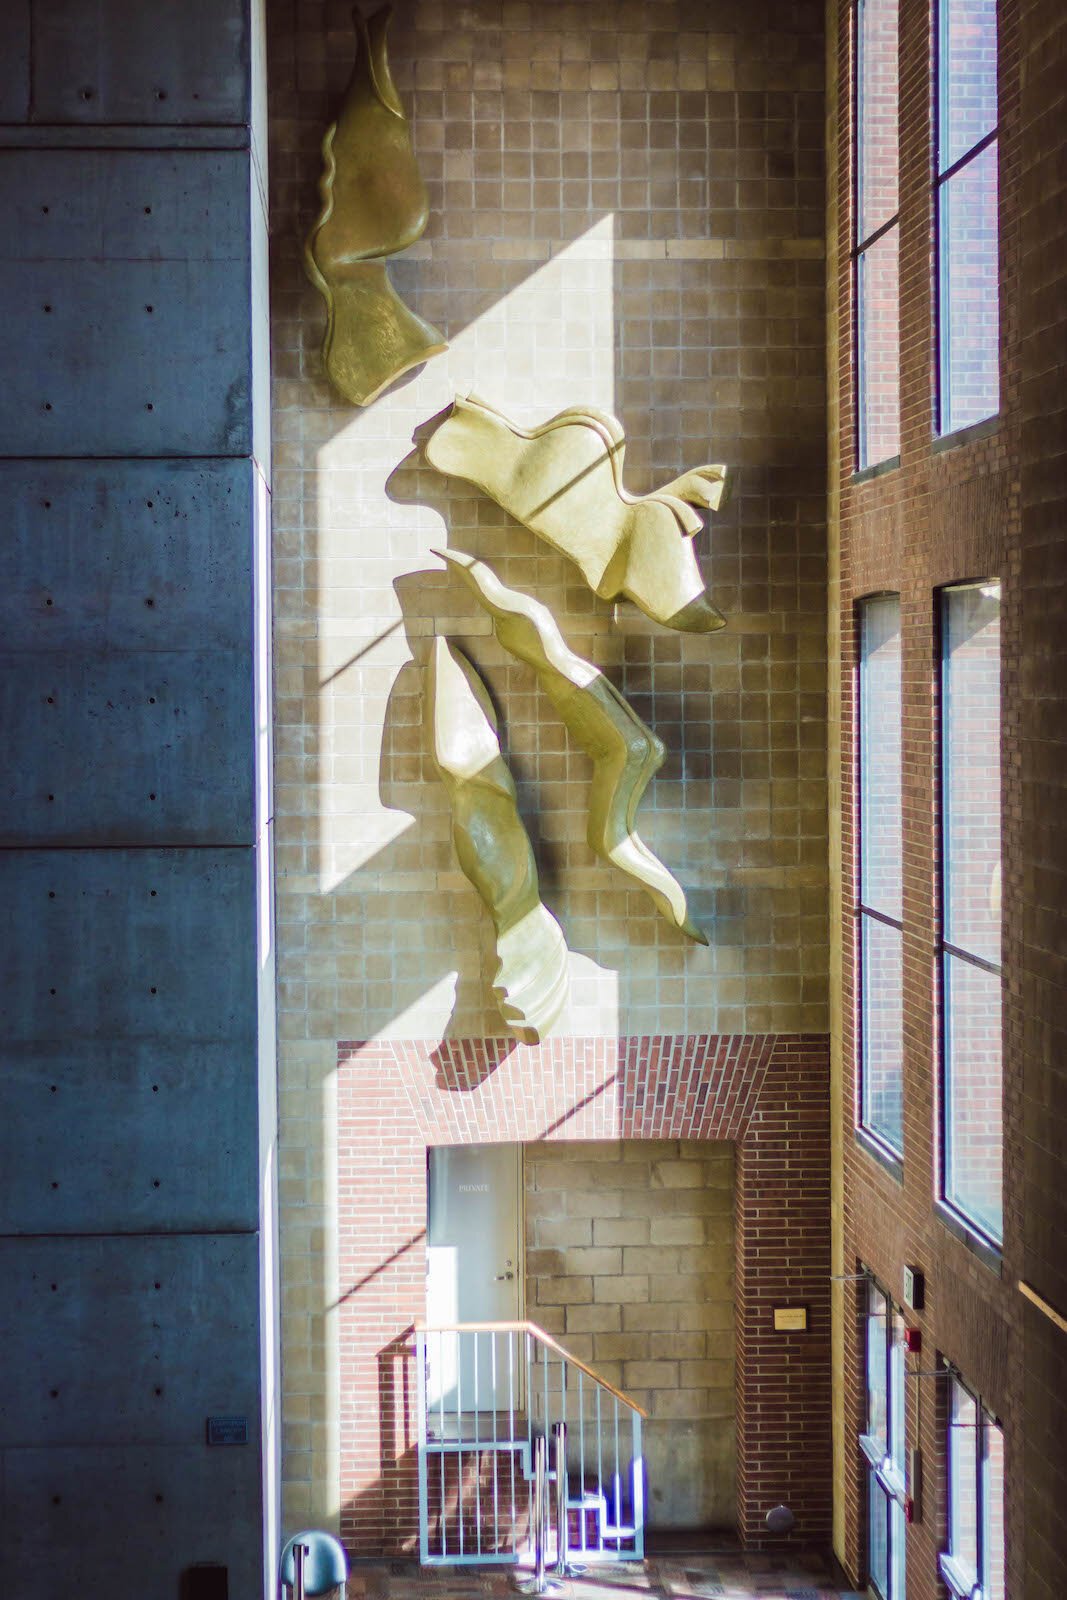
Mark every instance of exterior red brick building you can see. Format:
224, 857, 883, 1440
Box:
828, 0, 1067, 1596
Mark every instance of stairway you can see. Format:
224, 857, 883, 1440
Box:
416, 1322, 647, 1566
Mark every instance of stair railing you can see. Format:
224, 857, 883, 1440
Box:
415, 1320, 647, 1568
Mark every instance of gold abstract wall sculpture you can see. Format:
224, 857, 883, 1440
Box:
425, 395, 730, 632
426, 637, 570, 1042
438, 550, 708, 944
304, 5, 447, 406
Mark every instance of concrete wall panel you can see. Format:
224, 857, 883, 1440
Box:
0, 650, 254, 845
0, 850, 257, 1043
0, 1233, 260, 1446
0, 1, 30, 122
0, 151, 250, 456
30, 0, 249, 126
0, 262, 251, 456
1, 151, 248, 262
0, 0, 274, 1584
0, 459, 254, 655
2, 1445, 262, 1600
0, 1041, 258, 1234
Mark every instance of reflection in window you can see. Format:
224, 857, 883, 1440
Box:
936, 0, 999, 433
940, 582, 1002, 1242
860, 1279, 907, 1599
941, 1373, 1005, 1600
854, 0, 900, 467
858, 596, 903, 1157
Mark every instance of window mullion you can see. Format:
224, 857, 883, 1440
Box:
937, 125, 998, 189
976, 1406, 987, 1593
855, 209, 902, 259
942, 940, 1000, 978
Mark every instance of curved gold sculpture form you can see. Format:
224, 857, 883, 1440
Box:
438, 550, 708, 944
427, 637, 570, 1042
304, 5, 447, 406
424, 395, 731, 631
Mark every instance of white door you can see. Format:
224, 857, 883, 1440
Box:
426, 1143, 522, 1414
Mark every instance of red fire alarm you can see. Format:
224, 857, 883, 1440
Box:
904, 1326, 922, 1354
905, 1496, 916, 1523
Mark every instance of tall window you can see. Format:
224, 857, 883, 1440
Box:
939, 581, 1002, 1243
854, 0, 901, 468
858, 596, 904, 1157
940, 1373, 1005, 1600
860, 1280, 907, 1599
935, 0, 1000, 433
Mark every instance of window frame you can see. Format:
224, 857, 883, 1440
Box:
933, 0, 1001, 437
936, 579, 1003, 1249
852, 0, 901, 471
939, 1369, 1004, 1600
855, 594, 905, 1163
860, 1277, 908, 1599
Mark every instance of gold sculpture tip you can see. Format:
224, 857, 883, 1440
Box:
304, 3, 447, 406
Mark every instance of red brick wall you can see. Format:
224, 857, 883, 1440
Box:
335, 1033, 830, 1555
831, 0, 1025, 1593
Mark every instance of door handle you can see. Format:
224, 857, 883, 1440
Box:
495, 1270, 515, 1281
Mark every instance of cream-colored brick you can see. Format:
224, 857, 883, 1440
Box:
622, 1359, 679, 1388
591, 1331, 650, 1362
560, 1246, 623, 1277
594, 1274, 648, 1304
649, 1215, 705, 1246
537, 1275, 592, 1305
594, 1216, 650, 1247
564, 1303, 622, 1334
535, 1218, 593, 1249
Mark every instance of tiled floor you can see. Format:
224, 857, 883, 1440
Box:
346, 1555, 864, 1600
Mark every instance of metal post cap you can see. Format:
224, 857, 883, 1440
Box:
279, 1530, 349, 1595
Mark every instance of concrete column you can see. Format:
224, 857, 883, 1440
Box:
0, 3, 276, 1595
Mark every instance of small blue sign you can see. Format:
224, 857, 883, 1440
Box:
207, 1414, 248, 1446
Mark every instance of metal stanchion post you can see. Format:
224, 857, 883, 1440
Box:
534, 1432, 547, 1592
553, 1421, 568, 1577
293, 1542, 307, 1600
517, 1431, 565, 1595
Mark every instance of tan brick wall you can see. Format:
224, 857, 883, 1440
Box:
269, 1, 827, 1046
268, 0, 827, 1536
524, 1139, 735, 1528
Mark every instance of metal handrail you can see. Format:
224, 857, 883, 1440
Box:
414, 1318, 649, 1419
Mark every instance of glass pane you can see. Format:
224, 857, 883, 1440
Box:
860, 595, 902, 918
867, 1283, 888, 1450
943, 582, 1001, 964
868, 1475, 889, 1599
889, 1311, 906, 1474
984, 1415, 1006, 1600
889, 1494, 907, 1600
939, 0, 998, 171
939, 142, 1000, 433
862, 914, 904, 1155
858, 226, 901, 466
858, 0, 900, 239
944, 951, 1003, 1240
949, 1378, 979, 1583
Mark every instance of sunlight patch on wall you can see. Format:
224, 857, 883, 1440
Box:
314, 217, 621, 1042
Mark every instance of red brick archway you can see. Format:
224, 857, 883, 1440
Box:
336, 1033, 831, 1554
